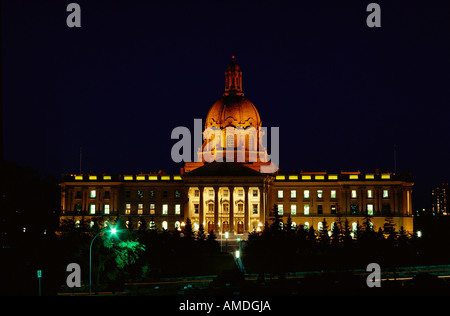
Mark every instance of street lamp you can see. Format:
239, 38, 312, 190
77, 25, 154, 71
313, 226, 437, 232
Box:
89, 227, 117, 295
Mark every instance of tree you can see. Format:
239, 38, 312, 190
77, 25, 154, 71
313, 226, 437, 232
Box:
183, 218, 194, 240
197, 223, 207, 242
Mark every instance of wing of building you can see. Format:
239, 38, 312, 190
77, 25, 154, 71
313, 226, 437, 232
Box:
59, 58, 414, 236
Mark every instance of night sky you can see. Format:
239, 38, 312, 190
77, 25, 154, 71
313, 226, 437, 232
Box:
2, 0, 449, 210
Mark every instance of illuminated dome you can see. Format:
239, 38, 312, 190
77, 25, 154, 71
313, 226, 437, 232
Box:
205, 57, 262, 129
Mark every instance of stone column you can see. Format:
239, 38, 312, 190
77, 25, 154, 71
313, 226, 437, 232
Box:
199, 186, 204, 227
244, 186, 249, 232
214, 186, 219, 233
229, 186, 235, 233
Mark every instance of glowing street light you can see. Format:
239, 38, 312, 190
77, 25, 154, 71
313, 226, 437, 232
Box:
89, 227, 118, 295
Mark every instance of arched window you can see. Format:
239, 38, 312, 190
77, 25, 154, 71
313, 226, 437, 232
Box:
175, 221, 181, 230
318, 222, 323, 231
162, 221, 168, 231
304, 222, 310, 230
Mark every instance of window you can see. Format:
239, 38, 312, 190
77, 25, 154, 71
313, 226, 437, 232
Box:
304, 190, 310, 199
278, 190, 283, 199
291, 190, 296, 199
138, 203, 143, 215
350, 204, 358, 215
194, 190, 200, 197
194, 204, 199, 214
238, 190, 243, 197
331, 205, 336, 214
125, 191, 131, 198
89, 204, 96, 214
162, 204, 168, 215
252, 204, 258, 214
150, 203, 155, 215
278, 204, 283, 215
317, 205, 323, 215
317, 190, 323, 199
104, 191, 110, 199
104, 204, 110, 214
304, 204, 310, 215
175, 190, 181, 198
74, 203, 82, 213
162, 221, 168, 230
224, 204, 230, 213
75, 191, 82, 199
175, 204, 181, 215
367, 190, 373, 199
223, 190, 229, 197
367, 204, 374, 216
304, 222, 310, 229
253, 189, 258, 197
351, 190, 357, 199
291, 205, 297, 215
150, 190, 155, 198
318, 222, 323, 231
137, 190, 144, 199
125, 203, 131, 215
208, 204, 214, 213
163, 191, 168, 198
331, 190, 337, 199
383, 190, 389, 198
90, 190, 96, 199
209, 190, 214, 197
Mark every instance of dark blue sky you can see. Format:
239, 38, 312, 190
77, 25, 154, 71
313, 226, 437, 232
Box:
2, 0, 449, 209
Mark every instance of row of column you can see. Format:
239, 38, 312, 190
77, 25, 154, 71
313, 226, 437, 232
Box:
192, 185, 265, 234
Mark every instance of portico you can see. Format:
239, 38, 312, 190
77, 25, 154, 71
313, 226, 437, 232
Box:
183, 162, 270, 235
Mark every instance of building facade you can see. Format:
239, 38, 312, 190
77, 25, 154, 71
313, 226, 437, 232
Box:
59, 58, 414, 235
432, 183, 449, 215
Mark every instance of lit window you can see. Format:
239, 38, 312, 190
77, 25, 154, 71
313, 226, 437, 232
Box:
104, 204, 110, 214
383, 190, 389, 198
352, 222, 358, 232
125, 203, 131, 215
318, 222, 323, 231
367, 204, 374, 216
194, 221, 199, 231
162, 204, 168, 215
351, 190, 357, 198
90, 190, 96, 198
162, 221, 168, 230
150, 203, 155, 215
304, 190, 310, 199
367, 190, 373, 199
331, 190, 337, 199
291, 205, 297, 215
304, 204, 310, 215
138, 203, 143, 215
317, 190, 323, 199
175, 221, 181, 230
175, 204, 181, 215
291, 190, 296, 198
304, 222, 310, 229
278, 190, 283, 199
253, 190, 258, 197
331, 205, 336, 214
90, 204, 96, 214
278, 204, 283, 215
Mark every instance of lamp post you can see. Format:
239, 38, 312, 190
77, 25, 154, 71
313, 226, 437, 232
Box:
89, 227, 117, 295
